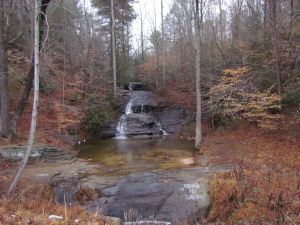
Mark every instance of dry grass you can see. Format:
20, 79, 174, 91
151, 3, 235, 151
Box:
0, 178, 106, 225
200, 122, 300, 225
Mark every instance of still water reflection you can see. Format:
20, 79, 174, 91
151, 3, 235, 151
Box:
78, 136, 199, 176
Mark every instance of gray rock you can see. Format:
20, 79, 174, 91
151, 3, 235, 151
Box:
123, 113, 162, 136
129, 91, 157, 107
155, 183, 210, 223
94, 171, 210, 224
50, 165, 235, 224
0, 146, 75, 163
156, 107, 190, 134
99, 122, 117, 138
50, 174, 79, 206
0, 147, 41, 161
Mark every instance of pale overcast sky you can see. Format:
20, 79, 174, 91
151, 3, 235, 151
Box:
132, 0, 173, 50
79, 0, 172, 50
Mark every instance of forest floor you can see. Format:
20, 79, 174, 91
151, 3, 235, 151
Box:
201, 121, 300, 224
160, 83, 300, 224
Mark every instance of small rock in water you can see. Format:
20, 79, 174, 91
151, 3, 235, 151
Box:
48, 215, 63, 221
179, 157, 195, 165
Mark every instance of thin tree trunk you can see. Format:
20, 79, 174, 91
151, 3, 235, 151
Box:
111, 0, 117, 96
263, 0, 268, 32
270, 0, 282, 95
156, 48, 159, 89
218, 0, 223, 44
9, 0, 50, 137
0, 0, 9, 138
139, 2, 144, 62
195, 0, 202, 148
161, 0, 166, 88
8, 0, 40, 195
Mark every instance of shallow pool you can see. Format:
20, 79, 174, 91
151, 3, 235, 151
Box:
78, 136, 200, 176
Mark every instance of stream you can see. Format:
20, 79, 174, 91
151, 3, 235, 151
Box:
79, 82, 198, 176
55, 83, 233, 224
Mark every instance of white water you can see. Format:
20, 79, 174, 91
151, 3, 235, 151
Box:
115, 90, 167, 138
116, 99, 133, 139
157, 122, 168, 136
125, 99, 133, 115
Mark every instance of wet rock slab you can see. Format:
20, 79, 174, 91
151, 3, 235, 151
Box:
50, 165, 233, 224
102, 172, 210, 224
129, 91, 157, 108
123, 113, 162, 136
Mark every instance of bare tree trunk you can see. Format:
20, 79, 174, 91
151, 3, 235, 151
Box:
195, 0, 202, 148
8, 0, 40, 195
218, 0, 223, 44
263, 0, 268, 31
161, 0, 166, 88
139, 2, 144, 62
0, 0, 9, 138
9, 0, 50, 137
111, 0, 117, 96
270, 0, 282, 95
155, 46, 159, 89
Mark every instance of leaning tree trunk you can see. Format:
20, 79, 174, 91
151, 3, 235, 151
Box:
8, 0, 41, 195
195, 0, 202, 148
0, 0, 9, 138
9, 0, 51, 137
111, 0, 117, 96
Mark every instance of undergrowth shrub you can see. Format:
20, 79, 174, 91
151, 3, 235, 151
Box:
282, 91, 300, 107
211, 113, 236, 128
209, 67, 282, 129
86, 93, 101, 108
40, 78, 55, 95
105, 92, 120, 110
84, 108, 111, 134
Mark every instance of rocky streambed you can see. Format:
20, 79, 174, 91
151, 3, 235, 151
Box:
0, 84, 233, 224
0, 142, 233, 224
51, 165, 234, 224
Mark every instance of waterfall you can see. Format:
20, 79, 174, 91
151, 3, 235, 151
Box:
115, 84, 167, 138
125, 99, 133, 114
157, 122, 168, 136
116, 99, 133, 139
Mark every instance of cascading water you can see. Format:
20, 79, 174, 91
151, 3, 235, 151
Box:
116, 99, 133, 138
115, 84, 168, 138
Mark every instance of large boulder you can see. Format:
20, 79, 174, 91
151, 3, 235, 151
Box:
122, 113, 162, 136
156, 107, 193, 134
